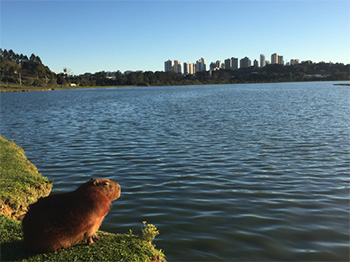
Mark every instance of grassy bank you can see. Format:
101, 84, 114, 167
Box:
0, 136, 165, 261
0, 136, 52, 220
2, 81, 350, 93
1, 214, 165, 261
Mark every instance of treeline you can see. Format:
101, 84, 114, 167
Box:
1, 49, 349, 88
0, 49, 57, 86
69, 62, 350, 86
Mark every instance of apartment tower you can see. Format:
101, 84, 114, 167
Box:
260, 54, 266, 67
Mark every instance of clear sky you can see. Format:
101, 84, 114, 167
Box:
1, 0, 349, 75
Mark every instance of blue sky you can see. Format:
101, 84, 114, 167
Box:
1, 0, 349, 74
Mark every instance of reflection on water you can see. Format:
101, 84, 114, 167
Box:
1, 82, 349, 261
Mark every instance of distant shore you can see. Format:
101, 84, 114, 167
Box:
1, 80, 349, 93
333, 83, 350, 86
0, 83, 125, 93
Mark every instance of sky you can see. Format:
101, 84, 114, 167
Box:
1, 0, 349, 75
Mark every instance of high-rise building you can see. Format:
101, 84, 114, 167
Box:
278, 56, 284, 65
164, 59, 174, 72
224, 58, 232, 70
253, 59, 259, 68
260, 54, 266, 67
231, 57, 238, 70
271, 53, 278, 64
173, 60, 182, 73
240, 57, 251, 69
184, 62, 190, 75
196, 58, 206, 72
184, 63, 195, 75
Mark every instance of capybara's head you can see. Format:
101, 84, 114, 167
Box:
80, 178, 121, 201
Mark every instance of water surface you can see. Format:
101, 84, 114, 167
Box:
1, 82, 349, 261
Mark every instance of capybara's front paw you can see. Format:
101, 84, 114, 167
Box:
86, 233, 100, 245
87, 236, 95, 245
93, 233, 100, 241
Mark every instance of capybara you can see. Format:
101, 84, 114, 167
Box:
22, 178, 121, 253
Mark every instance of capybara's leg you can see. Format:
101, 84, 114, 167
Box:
86, 235, 95, 245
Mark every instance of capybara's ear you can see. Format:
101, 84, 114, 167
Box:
101, 181, 109, 186
90, 178, 98, 186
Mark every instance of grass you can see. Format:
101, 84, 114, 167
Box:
0, 214, 165, 262
0, 136, 166, 261
0, 136, 52, 220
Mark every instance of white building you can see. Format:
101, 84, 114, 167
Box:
271, 53, 278, 64
184, 62, 195, 75
196, 58, 206, 72
174, 60, 182, 73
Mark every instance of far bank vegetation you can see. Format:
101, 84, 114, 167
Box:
1, 49, 349, 90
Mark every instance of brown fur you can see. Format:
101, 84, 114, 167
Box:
22, 178, 121, 253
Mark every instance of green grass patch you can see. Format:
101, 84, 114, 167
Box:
0, 136, 52, 219
0, 214, 165, 261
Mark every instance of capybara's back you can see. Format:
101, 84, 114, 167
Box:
22, 178, 121, 253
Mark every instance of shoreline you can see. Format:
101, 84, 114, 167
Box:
1, 80, 349, 93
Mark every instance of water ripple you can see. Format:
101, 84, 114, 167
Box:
1, 82, 349, 261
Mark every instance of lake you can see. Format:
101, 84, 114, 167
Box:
1, 81, 349, 261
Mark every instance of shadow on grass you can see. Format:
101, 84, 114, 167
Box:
1, 240, 31, 261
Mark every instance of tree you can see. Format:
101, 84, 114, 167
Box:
30, 54, 36, 62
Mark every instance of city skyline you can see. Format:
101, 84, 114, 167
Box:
1, 1, 349, 75
164, 52, 308, 75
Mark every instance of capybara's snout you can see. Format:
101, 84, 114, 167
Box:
113, 182, 121, 200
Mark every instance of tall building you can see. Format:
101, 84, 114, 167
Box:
224, 58, 231, 70
253, 59, 259, 68
192, 63, 196, 74
278, 56, 284, 65
164, 59, 174, 72
260, 54, 266, 67
196, 58, 206, 72
240, 57, 251, 69
184, 62, 190, 75
271, 53, 278, 64
231, 57, 238, 70
184, 63, 195, 75
173, 60, 182, 73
